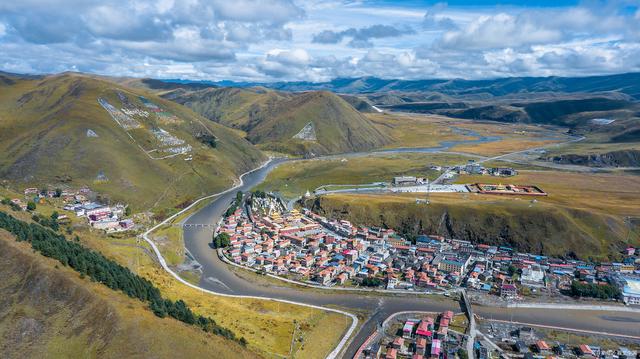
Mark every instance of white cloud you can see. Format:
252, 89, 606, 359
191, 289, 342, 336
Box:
0, 1, 639, 81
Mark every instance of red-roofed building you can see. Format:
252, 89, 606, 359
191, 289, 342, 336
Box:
579, 344, 595, 357
536, 340, 551, 353
385, 348, 397, 359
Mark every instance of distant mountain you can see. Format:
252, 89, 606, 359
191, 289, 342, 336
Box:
287, 73, 640, 100
162, 87, 390, 156
158, 73, 640, 100
0, 73, 265, 210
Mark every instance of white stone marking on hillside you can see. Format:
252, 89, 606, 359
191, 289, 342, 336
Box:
292, 121, 317, 141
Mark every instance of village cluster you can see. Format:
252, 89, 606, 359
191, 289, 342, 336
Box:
16, 187, 136, 232
364, 313, 640, 359
219, 194, 640, 306
364, 311, 463, 359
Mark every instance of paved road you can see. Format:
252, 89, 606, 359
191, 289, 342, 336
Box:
180, 158, 640, 359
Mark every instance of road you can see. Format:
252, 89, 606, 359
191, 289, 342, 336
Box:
432, 134, 585, 184
144, 130, 640, 359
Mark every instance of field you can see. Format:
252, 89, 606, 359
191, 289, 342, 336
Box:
0, 190, 350, 359
368, 112, 473, 148
257, 153, 472, 199
367, 112, 568, 156
304, 168, 640, 259
454, 170, 640, 218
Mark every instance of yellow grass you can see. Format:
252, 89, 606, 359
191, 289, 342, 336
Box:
0, 189, 349, 359
367, 112, 473, 148
455, 170, 640, 217
453, 138, 560, 156
258, 153, 470, 199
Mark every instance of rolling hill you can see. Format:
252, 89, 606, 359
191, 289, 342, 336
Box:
0, 73, 265, 212
0, 230, 257, 359
162, 87, 391, 156
216, 73, 640, 100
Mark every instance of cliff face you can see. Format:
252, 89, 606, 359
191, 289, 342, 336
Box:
545, 149, 640, 167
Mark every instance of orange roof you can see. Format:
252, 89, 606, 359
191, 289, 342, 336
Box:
536, 340, 550, 351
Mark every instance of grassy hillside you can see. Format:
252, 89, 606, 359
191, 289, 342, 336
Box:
305, 191, 638, 261
303, 169, 640, 260
0, 231, 257, 359
0, 73, 265, 212
164, 87, 391, 156
0, 187, 350, 359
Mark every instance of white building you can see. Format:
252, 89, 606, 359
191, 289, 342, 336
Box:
617, 276, 640, 305
521, 265, 545, 288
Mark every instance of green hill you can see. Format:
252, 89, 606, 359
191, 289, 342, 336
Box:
163, 87, 391, 156
0, 73, 265, 212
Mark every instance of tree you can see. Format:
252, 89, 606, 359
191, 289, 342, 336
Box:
361, 277, 383, 287
124, 205, 132, 217
27, 201, 36, 211
214, 232, 231, 248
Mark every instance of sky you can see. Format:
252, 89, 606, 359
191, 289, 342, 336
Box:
1, 0, 639, 82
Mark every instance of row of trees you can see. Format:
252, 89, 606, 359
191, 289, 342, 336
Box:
570, 280, 621, 300
0, 211, 245, 345
1, 198, 36, 211
32, 211, 59, 231
224, 191, 244, 218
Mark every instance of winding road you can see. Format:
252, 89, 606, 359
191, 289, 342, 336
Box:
144, 128, 640, 359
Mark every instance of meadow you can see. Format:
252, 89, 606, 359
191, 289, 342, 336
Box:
0, 188, 349, 359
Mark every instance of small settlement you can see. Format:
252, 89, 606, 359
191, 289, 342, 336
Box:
362, 311, 464, 359
220, 193, 640, 305
19, 187, 135, 232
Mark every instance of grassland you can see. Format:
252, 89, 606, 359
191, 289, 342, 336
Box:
453, 138, 562, 156
367, 112, 473, 148
257, 153, 472, 199
366, 111, 569, 157
305, 169, 640, 260
165, 87, 390, 155
454, 170, 640, 218
0, 190, 349, 358
0, 73, 265, 213
0, 231, 258, 359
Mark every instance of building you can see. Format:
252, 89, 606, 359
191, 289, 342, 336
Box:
491, 167, 518, 176
535, 340, 551, 354
616, 276, 640, 305
438, 257, 470, 274
392, 176, 417, 186
521, 265, 545, 288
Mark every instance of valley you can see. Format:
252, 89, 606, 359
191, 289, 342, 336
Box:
1, 70, 639, 359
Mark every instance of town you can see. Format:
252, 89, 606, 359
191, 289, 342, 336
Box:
219, 192, 640, 306
360, 310, 640, 359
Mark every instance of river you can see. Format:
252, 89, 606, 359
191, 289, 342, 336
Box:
181, 130, 640, 358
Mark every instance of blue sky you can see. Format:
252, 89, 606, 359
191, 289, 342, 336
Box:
0, 0, 639, 81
